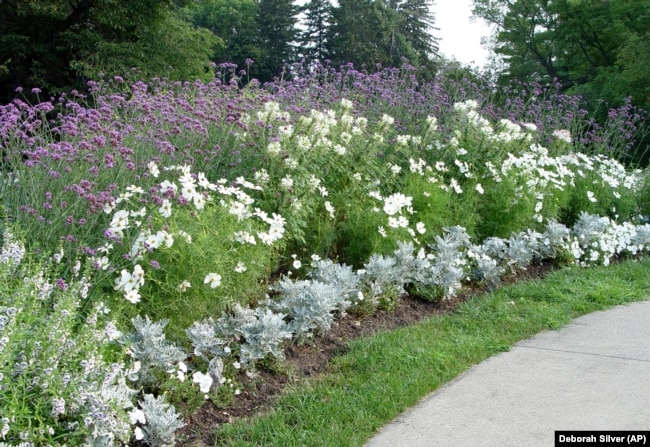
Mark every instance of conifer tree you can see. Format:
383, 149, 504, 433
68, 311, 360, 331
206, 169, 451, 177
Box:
255, 0, 300, 81
298, 0, 332, 64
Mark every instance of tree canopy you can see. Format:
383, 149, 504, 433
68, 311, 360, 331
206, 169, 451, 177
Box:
472, 0, 650, 109
0, 0, 223, 99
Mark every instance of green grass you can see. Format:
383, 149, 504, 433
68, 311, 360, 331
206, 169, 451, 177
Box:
211, 257, 650, 446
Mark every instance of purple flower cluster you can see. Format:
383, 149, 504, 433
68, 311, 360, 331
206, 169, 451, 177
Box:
1, 62, 645, 257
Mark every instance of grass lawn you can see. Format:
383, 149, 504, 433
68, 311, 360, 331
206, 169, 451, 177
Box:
210, 257, 650, 446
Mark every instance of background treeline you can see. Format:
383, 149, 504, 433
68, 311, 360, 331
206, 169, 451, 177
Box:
0, 0, 648, 160
0, 0, 439, 100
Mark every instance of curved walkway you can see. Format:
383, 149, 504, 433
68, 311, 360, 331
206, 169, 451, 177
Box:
365, 300, 650, 447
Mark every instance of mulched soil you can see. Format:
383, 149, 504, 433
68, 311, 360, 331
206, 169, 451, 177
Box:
176, 262, 557, 446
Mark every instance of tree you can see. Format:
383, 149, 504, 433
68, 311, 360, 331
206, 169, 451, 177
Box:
327, 0, 400, 68
0, 0, 220, 100
327, 0, 439, 71
389, 0, 440, 63
79, 11, 222, 83
180, 0, 261, 72
298, 0, 333, 64
254, 0, 300, 81
472, 0, 650, 108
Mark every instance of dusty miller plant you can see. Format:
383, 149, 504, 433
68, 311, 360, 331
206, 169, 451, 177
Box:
426, 226, 473, 298
539, 220, 572, 259
186, 318, 229, 361
137, 393, 185, 447
121, 316, 187, 385
270, 278, 348, 344
506, 230, 542, 270
308, 258, 362, 308
360, 253, 404, 305
215, 304, 292, 366
467, 244, 505, 289
391, 240, 433, 286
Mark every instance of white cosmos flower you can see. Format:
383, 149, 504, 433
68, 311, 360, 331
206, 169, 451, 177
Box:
110, 210, 130, 231
147, 161, 160, 178
144, 233, 163, 250
126, 185, 144, 195
553, 129, 572, 143
192, 371, 213, 394
280, 175, 294, 190
234, 261, 247, 273
124, 289, 141, 304
177, 280, 191, 292
204, 273, 222, 288
159, 199, 172, 218
115, 264, 144, 293
416, 222, 426, 234
587, 191, 597, 202
267, 141, 281, 155
129, 408, 146, 425
176, 230, 191, 244
159, 180, 178, 196
193, 194, 206, 210
450, 178, 463, 194
234, 231, 256, 245
325, 201, 335, 218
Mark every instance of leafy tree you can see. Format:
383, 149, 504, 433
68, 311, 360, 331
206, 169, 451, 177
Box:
472, 0, 650, 108
254, 0, 300, 81
79, 11, 223, 83
180, 0, 261, 72
0, 0, 220, 100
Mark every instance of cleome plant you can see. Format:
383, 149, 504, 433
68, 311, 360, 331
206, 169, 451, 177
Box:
0, 63, 649, 445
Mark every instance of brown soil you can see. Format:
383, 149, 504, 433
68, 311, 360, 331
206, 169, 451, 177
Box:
176, 262, 556, 446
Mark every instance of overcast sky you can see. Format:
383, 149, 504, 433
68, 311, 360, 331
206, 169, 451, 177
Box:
432, 0, 493, 67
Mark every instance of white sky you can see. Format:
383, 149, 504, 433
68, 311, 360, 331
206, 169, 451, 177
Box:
431, 0, 493, 67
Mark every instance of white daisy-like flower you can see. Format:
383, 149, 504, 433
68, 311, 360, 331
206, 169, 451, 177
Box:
124, 289, 141, 304
192, 371, 213, 394
204, 273, 222, 288
147, 161, 160, 178
178, 280, 191, 292
234, 261, 247, 273
325, 201, 335, 218
129, 408, 146, 425
159, 199, 172, 218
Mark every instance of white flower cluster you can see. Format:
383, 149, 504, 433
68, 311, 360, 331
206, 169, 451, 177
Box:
103, 164, 286, 304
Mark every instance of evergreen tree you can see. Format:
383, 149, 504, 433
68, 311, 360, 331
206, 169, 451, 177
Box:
327, 0, 395, 68
255, 0, 300, 81
393, 0, 439, 61
327, 0, 439, 70
298, 0, 332, 64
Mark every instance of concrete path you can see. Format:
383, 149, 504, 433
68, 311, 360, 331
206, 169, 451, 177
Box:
365, 300, 650, 447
